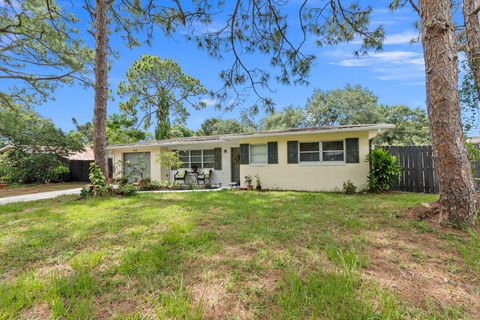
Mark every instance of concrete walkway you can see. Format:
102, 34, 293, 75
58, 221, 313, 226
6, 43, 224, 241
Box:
0, 188, 82, 205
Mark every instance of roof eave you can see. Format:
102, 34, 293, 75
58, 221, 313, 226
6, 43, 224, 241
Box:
107, 124, 396, 150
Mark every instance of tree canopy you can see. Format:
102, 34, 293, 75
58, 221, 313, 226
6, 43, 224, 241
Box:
305, 85, 380, 126
118, 55, 207, 140
260, 106, 305, 131
70, 113, 148, 145
0, 107, 83, 156
0, 0, 92, 108
259, 85, 431, 145
197, 118, 247, 136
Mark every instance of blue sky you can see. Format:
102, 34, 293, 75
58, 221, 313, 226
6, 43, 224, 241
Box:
33, 2, 426, 132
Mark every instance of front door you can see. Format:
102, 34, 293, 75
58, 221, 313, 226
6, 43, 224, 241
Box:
231, 147, 240, 183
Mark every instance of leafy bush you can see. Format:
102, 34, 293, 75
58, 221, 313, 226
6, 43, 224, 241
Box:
115, 176, 128, 187
48, 165, 70, 182
367, 149, 401, 192
2, 152, 68, 183
88, 163, 108, 196
139, 178, 151, 189
156, 151, 183, 170
0, 156, 13, 183
80, 186, 93, 198
138, 179, 162, 191
342, 179, 357, 194
117, 183, 137, 196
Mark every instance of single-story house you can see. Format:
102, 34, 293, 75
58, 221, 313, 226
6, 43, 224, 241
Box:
108, 124, 395, 191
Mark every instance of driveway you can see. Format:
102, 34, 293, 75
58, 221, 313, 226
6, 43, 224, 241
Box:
0, 188, 82, 205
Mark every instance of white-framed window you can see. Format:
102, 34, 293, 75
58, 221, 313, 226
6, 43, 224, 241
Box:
178, 149, 216, 168
299, 140, 345, 163
178, 150, 190, 168
202, 149, 215, 168
299, 142, 320, 162
322, 141, 344, 162
250, 144, 268, 164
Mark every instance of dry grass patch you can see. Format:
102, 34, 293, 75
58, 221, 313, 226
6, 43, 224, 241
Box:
363, 226, 480, 318
0, 182, 84, 198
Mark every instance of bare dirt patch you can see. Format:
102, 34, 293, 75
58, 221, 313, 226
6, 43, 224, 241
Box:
19, 302, 52, 320
0, 182, 84, 198
363, 226, 480, 317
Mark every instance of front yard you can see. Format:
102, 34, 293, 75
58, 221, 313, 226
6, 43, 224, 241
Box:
0, 191, 479, 319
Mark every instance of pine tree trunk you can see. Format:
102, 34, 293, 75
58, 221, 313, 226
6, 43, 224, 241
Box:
462, 0, 480, 95
93, 0, 109, 177
419, 0, 477, 225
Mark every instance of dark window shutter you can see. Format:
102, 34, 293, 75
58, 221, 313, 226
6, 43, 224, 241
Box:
214, 148, 222, 170
346, 138, 360, 163
267, 142, 278, 164
287, 141, 298, 164
240, 144, 249, 164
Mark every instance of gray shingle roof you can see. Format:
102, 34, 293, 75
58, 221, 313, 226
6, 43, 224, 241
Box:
108, 123, 394, 149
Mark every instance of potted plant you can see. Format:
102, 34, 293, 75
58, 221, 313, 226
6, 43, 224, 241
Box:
244, 175, 253, 190
255, 174, 262, 190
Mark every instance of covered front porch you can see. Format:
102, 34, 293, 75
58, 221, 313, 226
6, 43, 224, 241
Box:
109, 139, 241, 187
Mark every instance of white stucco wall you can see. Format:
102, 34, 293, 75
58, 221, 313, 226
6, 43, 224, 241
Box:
109, 130, 373, 191
239, 132, 370, 191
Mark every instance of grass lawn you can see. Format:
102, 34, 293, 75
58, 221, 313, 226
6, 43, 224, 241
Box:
0, 191, 479, 319
0, 182, 85, 198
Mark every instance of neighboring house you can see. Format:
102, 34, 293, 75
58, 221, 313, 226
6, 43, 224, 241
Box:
0, 145, 96, 182
468, 137, 480, 146
0, 145, 95, 161
108, 124, 394, 191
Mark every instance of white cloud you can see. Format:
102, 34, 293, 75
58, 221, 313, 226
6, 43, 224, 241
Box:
350, 30, 419, 46
384, 30, 419, 45
335, 50, 423, 67
369, 7, 414, 26
331, 49, 425, 83
201, 97, 218, 106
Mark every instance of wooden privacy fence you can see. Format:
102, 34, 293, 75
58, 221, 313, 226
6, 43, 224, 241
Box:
68, 158, 113, 182
382, 146, 439, 194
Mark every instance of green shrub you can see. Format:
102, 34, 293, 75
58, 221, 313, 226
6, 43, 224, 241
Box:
138, 179, 161, 191
48, 164, 70, 182
2, 152, 66, 183
88, 163, 108, 196
115, 176, 128, 186
342, 179, 356, 194
80, 186, 92, 198
367, 149, 401, 193
117, 183, 137, 196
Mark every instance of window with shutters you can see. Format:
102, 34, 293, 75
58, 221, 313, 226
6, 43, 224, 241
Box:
202, 149, 215, 168
178, 149, 216, 168
299, 140, 345, 163
250, 144, 268, 164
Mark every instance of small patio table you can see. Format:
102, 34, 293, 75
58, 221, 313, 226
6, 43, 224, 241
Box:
186, 171, 198, 184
